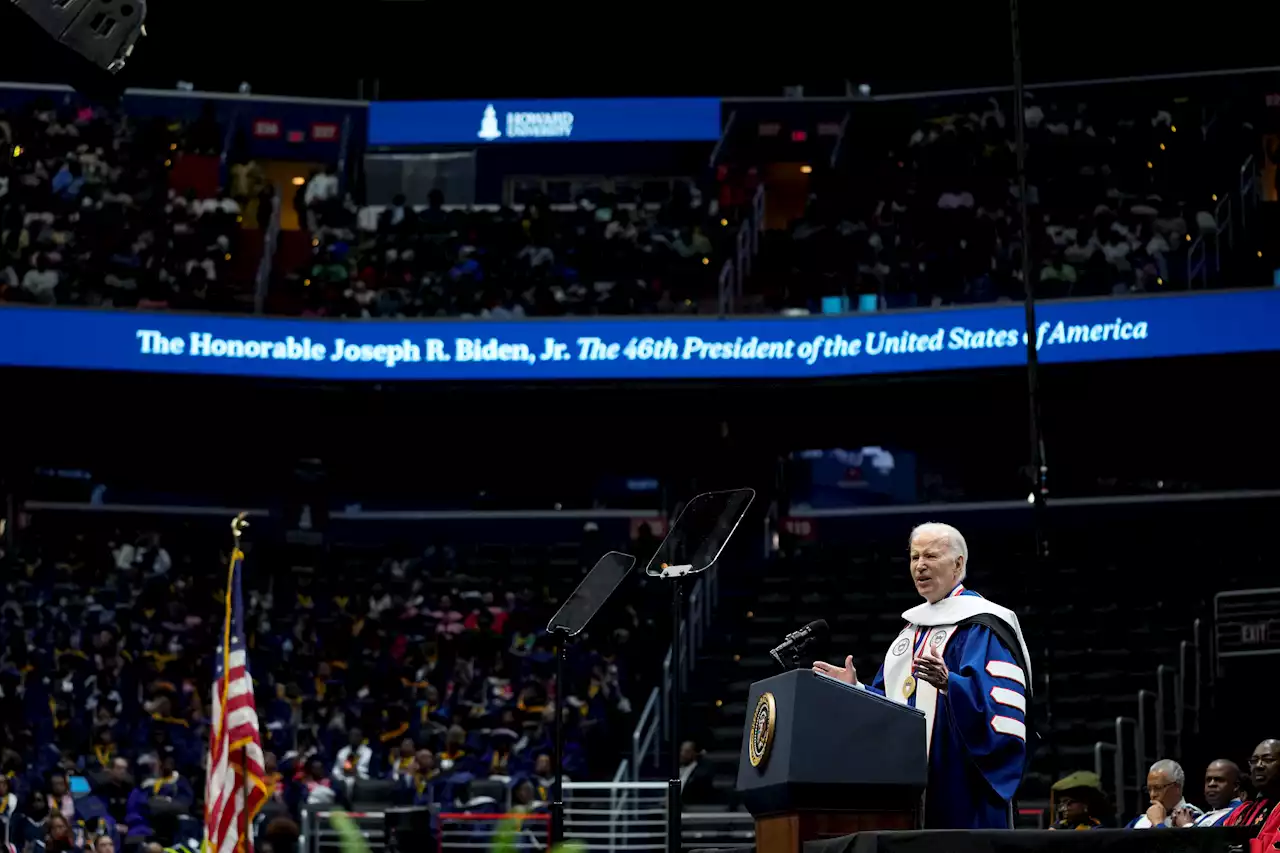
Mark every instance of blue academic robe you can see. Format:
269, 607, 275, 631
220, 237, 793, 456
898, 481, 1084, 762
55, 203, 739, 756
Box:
866, 588, 1029, 829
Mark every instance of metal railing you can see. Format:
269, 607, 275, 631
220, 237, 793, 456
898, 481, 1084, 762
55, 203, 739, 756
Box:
1240, 155, 1260, 231
300, 782, 754, 853
829, 112, 851, 170
748, 184, 764, 258
1184, 153, 1259, 290
440, 812, 551, 852
632, 689, 661, 776
1186, 233, 1208, 289
1094, 617, 1202, 821
559, 781, 752, 852
709, 110, 737, 170
1213, 193, 1234, 262
300, 808, 392, 853
715, 185, 766, 315
218, 105, 242, 189
629, 560, 724, 781
717, 259, 737, 317
254, 190, 282, 314
337, 113, 354, 194
735, 227, 751, 287
1094, 716, 1140, 826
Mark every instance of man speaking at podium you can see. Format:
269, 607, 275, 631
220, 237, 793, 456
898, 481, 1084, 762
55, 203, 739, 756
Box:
813, 523, 1032, 829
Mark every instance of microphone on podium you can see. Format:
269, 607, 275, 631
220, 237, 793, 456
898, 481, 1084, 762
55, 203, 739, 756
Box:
769, 619, 829, 669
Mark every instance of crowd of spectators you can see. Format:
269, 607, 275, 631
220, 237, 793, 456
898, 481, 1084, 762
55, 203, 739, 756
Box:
0, 89, 736, 319
2, 84, 1266, 319
0, 519, 648, 852
1, 98, 731, 319
266, 180, 727, 318
0, 99, 245, 312
765, 91, 1255, 312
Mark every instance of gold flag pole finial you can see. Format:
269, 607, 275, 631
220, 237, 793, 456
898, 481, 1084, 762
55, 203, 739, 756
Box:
231, 512, 249, 543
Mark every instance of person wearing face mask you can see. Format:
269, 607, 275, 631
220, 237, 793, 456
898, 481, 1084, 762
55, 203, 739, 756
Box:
813, 522, 1033, 829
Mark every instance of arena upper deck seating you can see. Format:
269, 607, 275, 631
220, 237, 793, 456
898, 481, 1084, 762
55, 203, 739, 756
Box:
263, 184, 727, 318
5, 79, 1264, 319
748, 86, 1261, 313
0, 98, 258, 312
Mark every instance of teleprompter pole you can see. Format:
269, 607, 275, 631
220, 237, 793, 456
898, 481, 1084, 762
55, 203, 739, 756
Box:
666, 577, 684, 853
1010, 0, 1053, 767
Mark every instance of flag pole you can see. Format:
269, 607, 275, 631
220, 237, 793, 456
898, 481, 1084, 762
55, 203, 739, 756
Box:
207, 513, 250, 853
230, 512, 252, 853
222, 512, 247, 736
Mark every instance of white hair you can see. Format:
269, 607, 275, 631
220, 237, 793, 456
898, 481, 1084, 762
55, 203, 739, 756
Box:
1150, 759, 1185, 786
909, 522, 969, 581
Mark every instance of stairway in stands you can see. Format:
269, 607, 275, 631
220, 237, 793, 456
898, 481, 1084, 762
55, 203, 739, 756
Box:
684, 496, 1280, 813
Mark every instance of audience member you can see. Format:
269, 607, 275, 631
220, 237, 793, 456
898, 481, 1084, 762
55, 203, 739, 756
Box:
678, 740, 716, 805
1226, 739, 1280, 828
1127, 759, 1202, 828
1181, 759, 1245, 827
1049, 771, 1105, 830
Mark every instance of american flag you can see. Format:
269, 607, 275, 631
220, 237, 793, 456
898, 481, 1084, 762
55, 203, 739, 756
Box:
204, 548, 267, 853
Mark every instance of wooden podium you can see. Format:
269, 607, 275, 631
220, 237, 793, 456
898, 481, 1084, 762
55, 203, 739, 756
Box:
735, 670, 927, 853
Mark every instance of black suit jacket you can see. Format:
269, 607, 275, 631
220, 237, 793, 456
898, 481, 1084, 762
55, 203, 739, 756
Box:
681, 759, 717, 805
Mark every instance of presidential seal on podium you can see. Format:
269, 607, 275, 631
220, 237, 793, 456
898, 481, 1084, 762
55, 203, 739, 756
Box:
749, 691, 777, 768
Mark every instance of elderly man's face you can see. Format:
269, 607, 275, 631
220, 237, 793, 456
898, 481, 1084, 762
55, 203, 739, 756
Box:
1147, 769, 1181, 811
1250, 740, 1280, 791
910, 530, 964, 603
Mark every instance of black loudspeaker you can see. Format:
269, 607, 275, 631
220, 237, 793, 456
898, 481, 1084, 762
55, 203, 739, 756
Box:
11, 0, 146, 72
0, 0, 146, 100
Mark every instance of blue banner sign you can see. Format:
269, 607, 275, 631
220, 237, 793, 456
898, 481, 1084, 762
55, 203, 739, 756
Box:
0, 290, 1274, 382
368, 98, 723, 146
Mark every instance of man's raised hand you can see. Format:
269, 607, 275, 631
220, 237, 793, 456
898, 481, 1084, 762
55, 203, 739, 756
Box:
913, 643, 949, 691
812, 655, 857, 685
